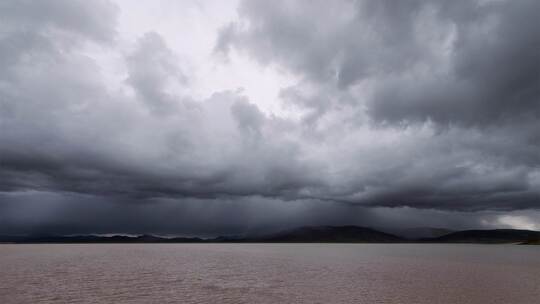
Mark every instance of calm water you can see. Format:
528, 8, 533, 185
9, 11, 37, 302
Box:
0, 244, 539, 303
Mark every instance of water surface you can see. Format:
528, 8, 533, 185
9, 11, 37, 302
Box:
1, 244, 539, 303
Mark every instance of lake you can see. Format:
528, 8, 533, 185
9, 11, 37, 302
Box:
0, 244, 539, 303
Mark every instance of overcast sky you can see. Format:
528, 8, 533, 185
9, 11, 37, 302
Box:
1, 0, 540, 236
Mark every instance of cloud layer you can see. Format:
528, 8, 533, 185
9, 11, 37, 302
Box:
1, 0, 539, 234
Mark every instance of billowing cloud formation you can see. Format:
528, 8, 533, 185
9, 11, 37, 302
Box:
1, 0, 539, 234
217, 0, 540, 210
219, 0, 540, 125
0, 0, 316, 202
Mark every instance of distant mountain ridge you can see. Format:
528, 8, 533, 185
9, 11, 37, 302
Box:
1, 226, 539, 244
250, 225, 404, 243
380, 227, 455, 240
425, 229, 540, 244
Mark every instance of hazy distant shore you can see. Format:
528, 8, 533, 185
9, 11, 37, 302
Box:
3, 226, 539, 245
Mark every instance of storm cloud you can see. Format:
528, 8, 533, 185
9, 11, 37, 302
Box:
1, 0, 539, 235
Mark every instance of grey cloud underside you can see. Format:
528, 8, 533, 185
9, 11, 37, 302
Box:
1, 0, 540, 234
216, 0, 540, 209
3, 191, 537, 236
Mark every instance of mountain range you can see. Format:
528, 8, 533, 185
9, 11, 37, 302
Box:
1, 226, 539, 244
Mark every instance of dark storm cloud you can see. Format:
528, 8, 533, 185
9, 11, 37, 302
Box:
1, 0, 540, 235
4, 191, 528, 236
220, 0, 540, 125
0, 191, 372, 236
217, 0, 540, 210
0, 0, 320, 202
369, 0, 540, 126
0, 0, 116, 78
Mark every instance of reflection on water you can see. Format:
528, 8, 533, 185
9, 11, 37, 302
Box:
1, 244, 539, 304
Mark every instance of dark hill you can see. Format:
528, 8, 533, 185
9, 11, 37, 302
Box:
3, 227, 540, 244
426, 229, 540, 244
253, 225, 404, 243
381, 227, 454, 240
520, 239, 540, 245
